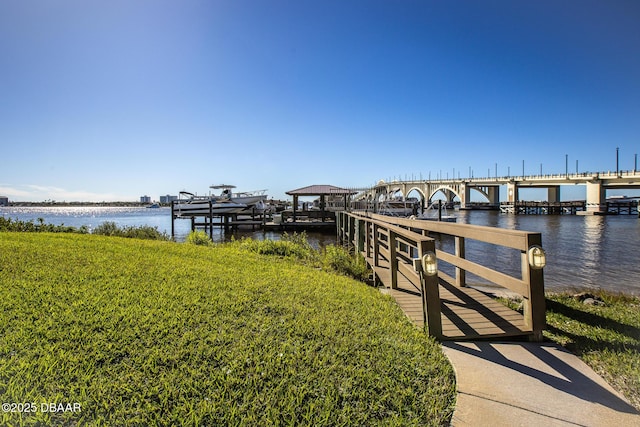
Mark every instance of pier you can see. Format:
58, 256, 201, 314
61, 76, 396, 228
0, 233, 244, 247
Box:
169, 184, 354, 239
337, 211, 546, 341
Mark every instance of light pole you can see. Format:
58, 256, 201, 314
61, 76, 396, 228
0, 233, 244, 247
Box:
616, 147, 620, 175
565, 154, 568, 176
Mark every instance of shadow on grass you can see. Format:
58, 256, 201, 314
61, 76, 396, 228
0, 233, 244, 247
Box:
545, 298, 640, 354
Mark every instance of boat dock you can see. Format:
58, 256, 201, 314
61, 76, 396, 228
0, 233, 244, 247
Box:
169, 184, 353, 239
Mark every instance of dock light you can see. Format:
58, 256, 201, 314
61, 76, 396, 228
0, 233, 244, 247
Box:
421, 251, 438, 276
527, 245, 546, 269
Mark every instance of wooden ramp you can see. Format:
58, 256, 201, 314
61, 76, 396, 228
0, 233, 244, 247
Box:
370, 256, 531, 341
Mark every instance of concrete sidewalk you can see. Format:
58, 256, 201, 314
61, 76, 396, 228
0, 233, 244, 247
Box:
442, 341, 640, 427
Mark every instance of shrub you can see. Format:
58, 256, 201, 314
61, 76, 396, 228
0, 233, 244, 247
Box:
186, 230, 213, 246
92, 221, 120, 236
232, 232, 316, 261
322, 245, 370, 281
0, 217, 87, 234
92, 221, 169, 241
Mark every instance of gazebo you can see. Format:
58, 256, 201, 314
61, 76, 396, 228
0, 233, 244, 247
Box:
285, 185, 356, 222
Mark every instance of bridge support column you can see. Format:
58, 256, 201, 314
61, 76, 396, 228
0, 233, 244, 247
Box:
459, 183, 471, 209
487, 186, 500, 205
507, 182, 519, 203
586, 180, 606, 214
547, 186, 561, 203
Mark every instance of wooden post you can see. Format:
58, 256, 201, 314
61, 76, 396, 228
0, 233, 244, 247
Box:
171, 200, 175, 240
373, 223, 380, 267
209, 201, 214, 239
522, 234, 546, 341
356, 218, 365, 254
365, 220, 371, 259
455, 236, 466, 287
389, 230, 398, 289
416, 239, 442, 339
348, 216, 356, 248
423, 272, 443, 339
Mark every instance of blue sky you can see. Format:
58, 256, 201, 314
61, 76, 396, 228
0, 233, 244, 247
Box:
1, 0, 639, 202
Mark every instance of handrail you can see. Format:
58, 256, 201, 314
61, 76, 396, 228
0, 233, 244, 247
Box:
336, 212, 443, 337
339, 211, 546, 341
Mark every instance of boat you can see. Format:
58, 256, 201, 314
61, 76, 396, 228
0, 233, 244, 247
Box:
173, 191, 247, 216
377, 197, 419, 217
146, 203, 160, 208
211, 185, 268, 206
411, 200, 457, 222
173, 185, 271, 217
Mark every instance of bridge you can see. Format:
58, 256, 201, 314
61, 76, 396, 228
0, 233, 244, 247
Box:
337, 211, 546, 341
363, 169, 640, 214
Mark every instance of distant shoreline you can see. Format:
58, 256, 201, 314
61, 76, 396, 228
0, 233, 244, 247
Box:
4, 202, 165, 208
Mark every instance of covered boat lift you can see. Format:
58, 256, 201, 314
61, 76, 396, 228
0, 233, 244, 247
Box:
285, 185, 356, 222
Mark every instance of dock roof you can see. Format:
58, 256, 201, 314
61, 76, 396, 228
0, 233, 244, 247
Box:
286, 185, 356, 196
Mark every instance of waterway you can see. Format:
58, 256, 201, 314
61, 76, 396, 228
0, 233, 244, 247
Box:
2, 206, 639, 296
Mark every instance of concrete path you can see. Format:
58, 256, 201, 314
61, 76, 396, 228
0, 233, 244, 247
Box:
442, 341, 640, 427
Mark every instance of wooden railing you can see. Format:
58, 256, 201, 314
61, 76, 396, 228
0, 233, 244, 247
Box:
337, 211, 546, 341
336, 211, 443, 337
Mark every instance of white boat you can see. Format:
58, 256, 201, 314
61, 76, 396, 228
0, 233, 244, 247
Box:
412, 201, 457, 222
377, 198, 419, 217
174, 191, 247, 216
211, 185, 268, 206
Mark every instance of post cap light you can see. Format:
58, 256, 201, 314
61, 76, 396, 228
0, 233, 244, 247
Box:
421, 251, 438, 276
527, 245, 546, 269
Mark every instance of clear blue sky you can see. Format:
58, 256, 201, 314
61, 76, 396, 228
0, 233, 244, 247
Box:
1, 0, 639, 202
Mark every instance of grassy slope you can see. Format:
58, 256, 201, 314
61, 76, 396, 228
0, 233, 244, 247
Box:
0, 233, 455, 426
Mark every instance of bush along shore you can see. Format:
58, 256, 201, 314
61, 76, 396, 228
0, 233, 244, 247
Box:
0, 231, 456, 426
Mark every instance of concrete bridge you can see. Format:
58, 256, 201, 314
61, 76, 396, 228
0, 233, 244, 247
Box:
365, 170, 640, 214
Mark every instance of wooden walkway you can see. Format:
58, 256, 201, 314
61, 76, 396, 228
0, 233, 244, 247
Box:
339, 211, 546, 341
370, 256, 531, 340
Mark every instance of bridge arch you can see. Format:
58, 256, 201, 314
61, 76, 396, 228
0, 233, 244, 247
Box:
429, 185, 460, 203
406, 186, 427, 201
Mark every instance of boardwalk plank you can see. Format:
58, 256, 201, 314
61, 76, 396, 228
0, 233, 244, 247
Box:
366, 253, 531, 340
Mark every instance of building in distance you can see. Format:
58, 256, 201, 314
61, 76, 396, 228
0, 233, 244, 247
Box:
160, 195, 177, 204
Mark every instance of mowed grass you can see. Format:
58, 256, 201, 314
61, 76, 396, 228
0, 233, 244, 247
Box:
0, 232, 455, 426
544, 292, 640, 411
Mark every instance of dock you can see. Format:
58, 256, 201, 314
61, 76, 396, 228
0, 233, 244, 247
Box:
337, 211, 546, 341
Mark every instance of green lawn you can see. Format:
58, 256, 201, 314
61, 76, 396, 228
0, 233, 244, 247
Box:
544, 292, 640, 411
0, 232, 456, 426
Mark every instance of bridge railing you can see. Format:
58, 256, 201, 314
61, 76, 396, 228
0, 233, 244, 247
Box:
339, 211, 546, 341
336, 211, 443, 337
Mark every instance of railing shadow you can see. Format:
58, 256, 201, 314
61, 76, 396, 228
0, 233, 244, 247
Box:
443, 341, 639, 414
546, 299, 640, 345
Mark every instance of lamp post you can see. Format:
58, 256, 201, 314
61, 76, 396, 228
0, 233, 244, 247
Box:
616, 147, 620, 175
565, 154, 568, 176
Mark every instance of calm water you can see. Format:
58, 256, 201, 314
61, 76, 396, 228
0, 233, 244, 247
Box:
2, 206, 639, 296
